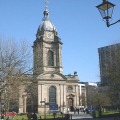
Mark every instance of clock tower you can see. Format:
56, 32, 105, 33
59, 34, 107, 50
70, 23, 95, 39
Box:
19, 2, 80, 114
33, 5, 63, 77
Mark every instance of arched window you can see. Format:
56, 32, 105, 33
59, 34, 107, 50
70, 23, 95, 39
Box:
49, 86, 56, 105
48, 50, 54, 66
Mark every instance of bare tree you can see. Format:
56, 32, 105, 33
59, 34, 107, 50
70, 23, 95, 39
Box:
79, 92, 86, 107
92, 91, 111, 118
86, 85, 111, 112
93, 92, 111, 108
0, 36, 33, 111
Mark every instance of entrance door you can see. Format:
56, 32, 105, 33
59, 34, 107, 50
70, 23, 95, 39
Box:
68, 98, 74, 111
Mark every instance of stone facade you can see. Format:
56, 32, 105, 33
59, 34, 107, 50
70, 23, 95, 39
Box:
19, 5, 80, 113
37, 73, 79, 113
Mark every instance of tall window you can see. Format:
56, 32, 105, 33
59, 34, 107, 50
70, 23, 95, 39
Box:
48, 50, 54, 66
49, 86, 56, 105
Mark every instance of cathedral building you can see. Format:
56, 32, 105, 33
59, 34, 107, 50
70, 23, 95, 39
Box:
19, 4, 80, 113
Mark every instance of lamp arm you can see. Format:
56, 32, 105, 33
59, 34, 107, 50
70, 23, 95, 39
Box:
107, 19, 120, 27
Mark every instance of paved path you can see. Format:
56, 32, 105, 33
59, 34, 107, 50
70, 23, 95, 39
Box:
69, 112, 119, 120
69, 111, 92, 119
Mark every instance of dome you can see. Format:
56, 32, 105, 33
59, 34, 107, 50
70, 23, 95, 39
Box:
38, 6, 57, 32
39, 19, 56, 31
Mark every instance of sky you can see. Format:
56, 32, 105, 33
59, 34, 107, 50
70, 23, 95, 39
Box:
0, 0, 120, 83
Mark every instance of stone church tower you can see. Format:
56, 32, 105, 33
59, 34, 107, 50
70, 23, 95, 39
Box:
18, 4, 80, 114
33, 6, 62, 78
32, 5, 80, 113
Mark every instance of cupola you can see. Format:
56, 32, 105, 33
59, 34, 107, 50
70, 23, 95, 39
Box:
37, 5, 57, 34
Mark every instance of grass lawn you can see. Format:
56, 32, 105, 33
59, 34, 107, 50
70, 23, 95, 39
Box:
93, 110, 120, 118
4, 113, 64, 120
103, 110, 119, 115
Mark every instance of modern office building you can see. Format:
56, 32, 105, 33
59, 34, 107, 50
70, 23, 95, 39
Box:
98, 43, 120, 86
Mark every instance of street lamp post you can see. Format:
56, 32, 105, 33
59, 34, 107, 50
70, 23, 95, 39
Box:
96, 0, 120, 27
44, 98, 46, 120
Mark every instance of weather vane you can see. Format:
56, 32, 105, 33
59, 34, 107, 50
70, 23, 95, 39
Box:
45, 0, 49, 9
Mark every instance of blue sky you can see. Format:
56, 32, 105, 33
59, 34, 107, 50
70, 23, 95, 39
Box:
0, 0, 120, 82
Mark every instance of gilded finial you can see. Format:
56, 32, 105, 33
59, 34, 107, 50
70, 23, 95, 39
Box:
43, 0, 49, 17
45, 0, 49, 10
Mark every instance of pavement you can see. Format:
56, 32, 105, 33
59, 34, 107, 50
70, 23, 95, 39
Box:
69, 111, 120, 120
71, 111, 93, 119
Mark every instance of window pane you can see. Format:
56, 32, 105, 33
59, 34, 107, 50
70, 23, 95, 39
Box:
48, 50, 54, 66
49, 86, 56, 105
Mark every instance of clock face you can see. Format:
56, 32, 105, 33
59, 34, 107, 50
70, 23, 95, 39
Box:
46, 32, 54, 39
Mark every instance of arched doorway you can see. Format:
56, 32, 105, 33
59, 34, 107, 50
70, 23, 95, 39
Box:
67, 94, 75, 111
26, 97, 32, 112
68, 98, 74, 111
